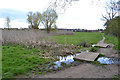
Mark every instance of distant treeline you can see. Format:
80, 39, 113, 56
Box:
0, 28, 104, 33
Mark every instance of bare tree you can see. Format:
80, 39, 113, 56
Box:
41, 8, 58, 33
5, 17, 10, 29
102, 0, 118, 23
47, 0, 79, 13
27, 12, 42, 29
47, 0, 102, 14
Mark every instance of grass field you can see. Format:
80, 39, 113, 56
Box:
104, 34, 119, 50
50, 32, 103, 46
2, 44, 50, 78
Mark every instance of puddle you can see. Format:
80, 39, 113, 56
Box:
54, 53, 81, 69
97, 57, 120, 64
86, 50, 89, 52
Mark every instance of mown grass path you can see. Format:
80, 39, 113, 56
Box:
97, 36, 118, 58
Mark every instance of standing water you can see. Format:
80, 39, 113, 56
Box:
91, 44, 96, 47
97, 57, 120, 64
53, 53, 120, 68
54, 53, 81, 68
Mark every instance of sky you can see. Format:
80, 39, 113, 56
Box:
0, 0, 111, 30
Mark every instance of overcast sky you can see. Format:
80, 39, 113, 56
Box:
0, 0, 110, 30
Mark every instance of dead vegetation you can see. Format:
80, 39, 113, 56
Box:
2, 29, 76, 57
2, 29, 73, 44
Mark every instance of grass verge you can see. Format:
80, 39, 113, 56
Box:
104, 34, 119, 50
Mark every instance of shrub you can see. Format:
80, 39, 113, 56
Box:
78, 40, 90, 47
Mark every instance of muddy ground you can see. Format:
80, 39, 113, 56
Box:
36, 63, 118, 78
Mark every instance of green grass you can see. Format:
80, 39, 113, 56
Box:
113, 74, 120, 80
104, 34, 119, 50
50, 32, 103, 46
2, 45, 50, 78
92, 61, 106, 66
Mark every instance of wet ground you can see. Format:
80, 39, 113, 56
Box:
37, 63, 118, 78
97, 57, 120, 64
16, 36, 119, 78
53, 52, 120, 69
38, 36, 119, 78
52, 43, 119, 69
